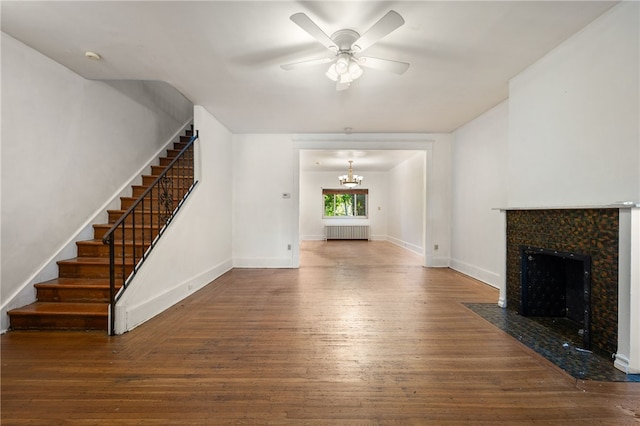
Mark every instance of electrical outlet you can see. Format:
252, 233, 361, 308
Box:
434, 244, 439, 250
287, 244, 292, 250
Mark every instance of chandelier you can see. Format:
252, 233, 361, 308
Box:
339, 160, 363, 188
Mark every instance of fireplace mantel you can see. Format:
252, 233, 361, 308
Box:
495, 203, 639, 211
497, 206, 639, 374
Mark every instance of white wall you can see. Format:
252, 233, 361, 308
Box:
232, 134, 297, 268
427, 134, 453, 266
507, 2, 639, 207
498, 1, 639, 372
231, 133, 452, 268
451, 101, 508, 290
387, 153, 426, 254
299, 170, 388, 240
1, 33, 193, 329
115, 106, 233, 333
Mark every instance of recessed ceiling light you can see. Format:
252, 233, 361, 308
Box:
84, 51, 101, 61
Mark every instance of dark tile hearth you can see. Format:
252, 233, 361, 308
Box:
464, 303, 640, 382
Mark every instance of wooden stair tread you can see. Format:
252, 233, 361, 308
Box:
9, 302, 108, 316
35, 278, 111, 288
108, 209, 165, 216
78, 238, 147, 246
94, 223, 158, 230
118, 196, 189, 202
8, 125, 195, 332
144, 170, 194, 176
57, 257, 135, 266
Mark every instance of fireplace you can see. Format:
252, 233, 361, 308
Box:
519, 246, 591, 350
506, 209, 619, 357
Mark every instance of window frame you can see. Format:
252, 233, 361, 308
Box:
322, 188, 369, 219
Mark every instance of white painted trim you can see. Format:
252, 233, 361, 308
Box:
387, 236, 423, 256
301, 235, 326, 241
628, 208, 640, 373
425, 256, 450, 268
117, 258, 232, 334
0, 119, 194, 333
423, 144, 433, 268
293, 133, 436, 145
614, 353, 631, 374
233, 258, 295, 268
498, 211, 508, 310
293, 134, 435, 269
291, 143, 301, 269
449, 258, 501, 289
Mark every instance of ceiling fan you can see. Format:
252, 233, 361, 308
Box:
280, 10, 410, 91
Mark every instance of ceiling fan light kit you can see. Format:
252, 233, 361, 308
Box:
281, 10, 409, 91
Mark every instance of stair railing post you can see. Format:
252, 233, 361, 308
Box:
107, 233, 116, 336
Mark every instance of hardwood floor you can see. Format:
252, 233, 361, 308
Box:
2, 241, 639, 424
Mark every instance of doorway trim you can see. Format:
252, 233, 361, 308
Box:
292, 133, 435, 268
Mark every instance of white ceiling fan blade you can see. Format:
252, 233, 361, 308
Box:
358, 57, 410, 75
352, 10, 405, 53
280, 57, 335, 71
290, 13, 338, 52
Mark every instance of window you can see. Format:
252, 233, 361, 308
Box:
323, 188, 368, 218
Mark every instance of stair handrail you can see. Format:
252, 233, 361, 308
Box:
102, 130, 199, 335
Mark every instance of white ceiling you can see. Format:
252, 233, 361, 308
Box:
1, 0, 618, 137
1, 1, 619, 174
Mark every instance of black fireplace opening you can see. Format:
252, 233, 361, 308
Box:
519, 246, 592, 350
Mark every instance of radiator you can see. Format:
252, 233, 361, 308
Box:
325, 225, 369, 240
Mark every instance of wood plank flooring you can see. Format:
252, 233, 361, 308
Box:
2, 241, 639, 424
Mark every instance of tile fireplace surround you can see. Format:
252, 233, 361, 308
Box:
501, 206, 639, 374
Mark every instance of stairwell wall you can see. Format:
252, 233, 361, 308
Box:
114, 106, 233, 333
0, 33, 193, 331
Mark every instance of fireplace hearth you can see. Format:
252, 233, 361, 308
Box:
519, 246, 591, 350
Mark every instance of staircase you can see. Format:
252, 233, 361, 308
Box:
7, 126, 195, 331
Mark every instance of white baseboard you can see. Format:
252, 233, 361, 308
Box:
614, 353, 631, 374
232, 257, 296, 268
301, 234, 387, 242
387, 236, 424, 256
118, 258, 232, 334
449, 258, 501, 289
426, 256, 450, 268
